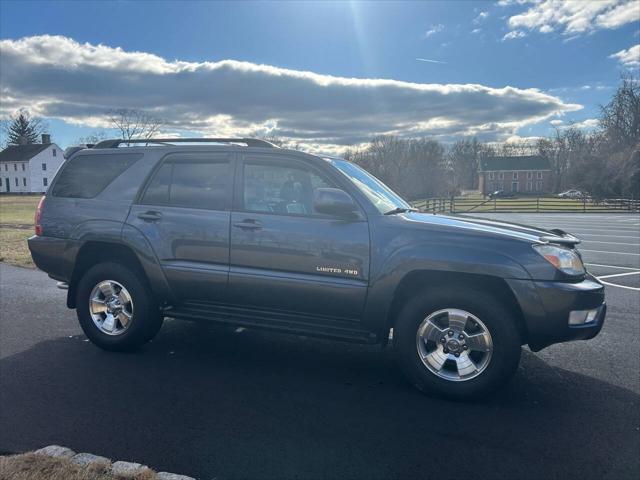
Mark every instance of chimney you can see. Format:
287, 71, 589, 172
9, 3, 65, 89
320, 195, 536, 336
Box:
41, 134, 51, 144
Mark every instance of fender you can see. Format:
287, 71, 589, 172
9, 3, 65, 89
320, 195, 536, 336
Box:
65, 220, 173, 308
362, 239, 532, 334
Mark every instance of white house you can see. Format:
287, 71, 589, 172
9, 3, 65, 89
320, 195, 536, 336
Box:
0, 135, 65, 193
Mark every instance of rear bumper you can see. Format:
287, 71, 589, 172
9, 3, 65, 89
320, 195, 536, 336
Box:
507, 275, 606, 351
27, 235, 73, 281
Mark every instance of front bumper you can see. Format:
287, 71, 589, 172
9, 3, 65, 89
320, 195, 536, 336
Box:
507, 274, 606, 351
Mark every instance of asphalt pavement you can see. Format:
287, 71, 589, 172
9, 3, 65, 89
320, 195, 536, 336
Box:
1, 213, 639, 480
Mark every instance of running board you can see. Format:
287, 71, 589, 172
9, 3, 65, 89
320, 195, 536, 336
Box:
164, 302, 380, 344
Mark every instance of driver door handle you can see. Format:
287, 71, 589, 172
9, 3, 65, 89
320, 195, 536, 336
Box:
233, 219, 262, 230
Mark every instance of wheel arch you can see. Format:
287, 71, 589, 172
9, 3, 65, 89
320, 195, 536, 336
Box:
386, 270, 528, 345
67, 241, 150, 308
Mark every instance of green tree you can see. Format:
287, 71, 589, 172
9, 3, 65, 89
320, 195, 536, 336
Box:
4, 109, 47, 145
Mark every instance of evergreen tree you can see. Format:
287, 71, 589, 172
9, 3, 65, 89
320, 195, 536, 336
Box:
5, 109, 44, 145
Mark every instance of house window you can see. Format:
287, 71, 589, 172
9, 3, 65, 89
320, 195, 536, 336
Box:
52, 148, 57, 157
527, 181, 533, 191
42, 163, 47, 171
537, 172, 543, 179
43, 177, 48, 187
513, 172, 518, 180
21, 163, 25, 171
23, 178, 27, 187
3, 164, 6, 171
512, 182, 518, 192
15, 178, 18, 186
536, 181, 542, 191
489, 172, 495, 180
14, 164, 17, 171
527, 171, 533, 179
499, 172, 504, 180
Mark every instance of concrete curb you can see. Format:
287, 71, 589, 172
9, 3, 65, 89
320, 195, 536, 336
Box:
33, 445, 195, 479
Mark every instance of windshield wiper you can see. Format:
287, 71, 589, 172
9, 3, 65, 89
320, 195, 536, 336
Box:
384, 207, 417, 215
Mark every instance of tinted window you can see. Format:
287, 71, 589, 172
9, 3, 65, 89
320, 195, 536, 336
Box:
52, 153, 142, 198
142, 163, 172, 205
243, 162, 332, 216
141, 160, 230, 210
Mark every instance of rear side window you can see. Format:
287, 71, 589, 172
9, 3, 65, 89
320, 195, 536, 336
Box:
51, 153, 142, 198
141, 160, 231, 211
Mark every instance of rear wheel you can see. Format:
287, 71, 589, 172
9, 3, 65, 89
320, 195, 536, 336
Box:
76, 262, 163, 351
394, 286, 521, 400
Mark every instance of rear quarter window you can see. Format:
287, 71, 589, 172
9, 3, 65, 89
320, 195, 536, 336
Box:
51, 153, 143, 198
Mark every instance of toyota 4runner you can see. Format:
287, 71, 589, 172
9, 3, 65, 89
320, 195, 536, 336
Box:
28, 138, 606, 399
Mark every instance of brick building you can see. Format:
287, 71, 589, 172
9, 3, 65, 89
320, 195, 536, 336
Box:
479, 155, 552, 196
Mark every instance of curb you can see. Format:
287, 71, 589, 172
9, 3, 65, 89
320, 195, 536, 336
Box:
34, 445, 195, 480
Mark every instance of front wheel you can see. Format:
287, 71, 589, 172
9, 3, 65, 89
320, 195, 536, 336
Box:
394, 287, 522, 400
76, 262, 163, 351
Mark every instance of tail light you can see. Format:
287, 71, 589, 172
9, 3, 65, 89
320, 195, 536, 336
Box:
34, 195, 46, 235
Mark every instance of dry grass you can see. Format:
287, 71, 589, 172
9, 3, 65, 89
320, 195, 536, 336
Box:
0, 453, 158, 480
0, 228, 34, 268
0, 194, 40, 268
0, 194, 40, 225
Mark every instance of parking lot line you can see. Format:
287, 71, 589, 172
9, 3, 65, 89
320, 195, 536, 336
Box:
580, 249, 640, 256
597, 271, 640, 279
598, 280, 640, 291
585, 263, 640, 270
581, 240, 640, 246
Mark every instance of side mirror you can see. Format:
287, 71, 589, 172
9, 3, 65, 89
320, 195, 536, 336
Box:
313, 188, 358, 217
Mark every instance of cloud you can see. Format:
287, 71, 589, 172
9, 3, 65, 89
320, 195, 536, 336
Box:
423, 24, 444, 38
473, 11, 489, 24
609, 44, 640, 67
471, 28, 482, 34
503, 30, 527, 40
505, 0, 639, 37
415, 57, 447, 64
550, 119, 563, 126
0, 35, 582, 151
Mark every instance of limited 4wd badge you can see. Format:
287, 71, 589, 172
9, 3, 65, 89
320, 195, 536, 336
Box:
316, 266, 359, 276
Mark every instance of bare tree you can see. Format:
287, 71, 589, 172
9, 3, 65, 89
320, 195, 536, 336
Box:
108, 109, 164, 142
74, 130, 108, 145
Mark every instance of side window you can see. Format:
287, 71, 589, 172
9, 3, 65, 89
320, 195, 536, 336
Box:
243, 161, 333, 216
51, 153, 142, 198
141, 160, 230, 211
42, 163, 47, 171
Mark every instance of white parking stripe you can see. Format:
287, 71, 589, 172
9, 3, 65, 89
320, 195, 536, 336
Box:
585, 263, 640, 270
581, 240, 640, 246
576, 233, 640, 239
580, 249, 640, 256
597, 271, 640, 279
599, 280, 640, 291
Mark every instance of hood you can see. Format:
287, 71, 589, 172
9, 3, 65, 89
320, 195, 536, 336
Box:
402, 212, 580, 246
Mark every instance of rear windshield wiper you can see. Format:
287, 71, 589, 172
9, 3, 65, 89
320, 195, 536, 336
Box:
384, 207, 417, 215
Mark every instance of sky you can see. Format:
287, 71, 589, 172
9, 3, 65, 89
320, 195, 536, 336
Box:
0, 0, 638, 153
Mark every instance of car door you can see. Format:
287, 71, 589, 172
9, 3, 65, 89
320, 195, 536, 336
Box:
228, 153, 370, 321
127, 152, 233, 304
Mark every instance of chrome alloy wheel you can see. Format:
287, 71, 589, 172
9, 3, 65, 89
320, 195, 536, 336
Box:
89, 280, 134, 336
416, 308, 493, 382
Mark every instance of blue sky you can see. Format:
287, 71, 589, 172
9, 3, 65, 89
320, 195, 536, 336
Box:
0, 0, 638, 151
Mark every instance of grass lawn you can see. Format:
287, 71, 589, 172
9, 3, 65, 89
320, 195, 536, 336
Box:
0, 452, 157, 480
0, 194, 41, 268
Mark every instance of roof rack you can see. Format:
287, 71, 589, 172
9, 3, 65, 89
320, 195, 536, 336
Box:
92, 138, 278, 149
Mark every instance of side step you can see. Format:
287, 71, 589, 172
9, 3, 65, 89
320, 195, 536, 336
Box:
165, 302, 380, 344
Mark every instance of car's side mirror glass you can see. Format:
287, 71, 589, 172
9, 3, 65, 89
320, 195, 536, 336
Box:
313, 188, 358, 217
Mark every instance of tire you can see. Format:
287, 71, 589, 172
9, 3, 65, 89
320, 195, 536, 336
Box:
394, 286, 521, 400
75, 262, 163, 351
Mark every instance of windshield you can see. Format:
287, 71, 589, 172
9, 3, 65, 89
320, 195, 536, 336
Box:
328, 158, 412, 214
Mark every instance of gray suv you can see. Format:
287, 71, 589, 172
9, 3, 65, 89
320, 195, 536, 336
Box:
28, 138, 606, 399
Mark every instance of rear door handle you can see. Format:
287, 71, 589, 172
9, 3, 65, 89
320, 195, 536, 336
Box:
137, 211, 162, 222
233, 219, 262, 230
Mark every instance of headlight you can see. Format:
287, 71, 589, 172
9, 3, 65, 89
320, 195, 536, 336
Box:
533, 244, 585, 276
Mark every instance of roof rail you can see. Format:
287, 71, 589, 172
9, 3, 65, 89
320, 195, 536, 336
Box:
92, 138, 278, 149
